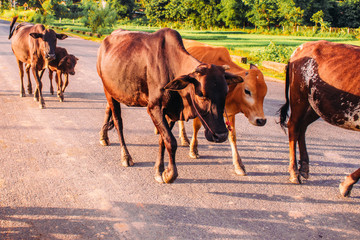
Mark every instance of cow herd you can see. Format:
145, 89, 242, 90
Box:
7, 17, 360, 197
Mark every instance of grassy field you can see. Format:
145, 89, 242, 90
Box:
3, 15, 360, 80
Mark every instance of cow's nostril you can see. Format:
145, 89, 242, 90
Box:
256, 118, 267, 126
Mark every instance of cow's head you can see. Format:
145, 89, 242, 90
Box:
165, 63, 243, 143
236, 64, 267, 126
59, 54, 79, 75
29, 29, 67, 61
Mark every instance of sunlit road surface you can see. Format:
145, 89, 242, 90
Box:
0, 19, 359, 239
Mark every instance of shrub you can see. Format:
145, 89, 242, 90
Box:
252, 41, 295, 63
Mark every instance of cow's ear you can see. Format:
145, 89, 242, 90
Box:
164, 75, 195, 91
56, 34, 68, 40
29, 33, 43, 39
225, 71, 244, 85
58, 57, 67, 69
250, 63, 258, 70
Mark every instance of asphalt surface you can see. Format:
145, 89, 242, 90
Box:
0, 19, 359, 239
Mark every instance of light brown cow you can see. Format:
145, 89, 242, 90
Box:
179, 39, 268, 176
9, 17, 67, 108
279, 40, 360, 197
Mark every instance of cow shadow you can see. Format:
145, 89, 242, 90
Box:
2, 202, 358, 239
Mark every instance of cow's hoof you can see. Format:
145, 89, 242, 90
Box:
34, 97, 38, 102
235, 166, 247, 176
20, 92, 25, 97
59, 98, 64, 103
180, 138, 190, 147
154, 173, 164, 183
339, 182, 352, 197
289, 175, 301, 184
300, 171, 309, 179
39, 103, 46, 109
189, 151, 199, 159
162, 169, 178, 184
99, 138, 110, 146
121, 154, 134, 167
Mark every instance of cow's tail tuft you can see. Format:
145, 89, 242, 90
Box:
278, 63, 290, 133
8, 16, 18, 39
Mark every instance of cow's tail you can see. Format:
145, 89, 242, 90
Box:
8, 16, 18, 39
278, 63, 290, 133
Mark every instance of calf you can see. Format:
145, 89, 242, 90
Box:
48, 47, 78, 102
97, 28, 243, 183
9, 16, 67, 108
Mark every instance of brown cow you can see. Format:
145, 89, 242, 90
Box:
279, 40, 360, 197
178, 39, 267, 176
48, 47, 78, 101
97, 28, 243, 183
9, 16, 67, 108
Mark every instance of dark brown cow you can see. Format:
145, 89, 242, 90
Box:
279, 40, 360, 197
180, 39, 267, 176
97, 28, 243, 183
48, 47, 78, 101
9, 16, 67, 108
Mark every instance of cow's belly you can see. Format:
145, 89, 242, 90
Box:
308, 77, 360, 131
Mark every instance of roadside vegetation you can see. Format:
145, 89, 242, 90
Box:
1, 0, 359, 80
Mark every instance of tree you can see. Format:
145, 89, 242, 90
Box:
294, 0, 336, 25
110, 0, 136, 19
337, 0, 360, 28
217, 0, 248, 28
311, 10, 330, 30
278, 0, 304, 28
244, 0, 279, 29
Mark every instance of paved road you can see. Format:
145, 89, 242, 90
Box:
0, 19, 359, 239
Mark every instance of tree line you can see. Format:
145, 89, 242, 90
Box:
1, 0, 359, 30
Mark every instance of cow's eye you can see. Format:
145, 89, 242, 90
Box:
197, 91, 204, 97
244, 88, 251, 96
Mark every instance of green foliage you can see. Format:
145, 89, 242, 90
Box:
109, 0, 136, 19
252, 41, 295, 63
81, 1, 117, 34
337, 0, 360, 28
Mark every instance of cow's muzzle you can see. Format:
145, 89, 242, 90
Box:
205, 129, 228, 143
69, 71, 75, 75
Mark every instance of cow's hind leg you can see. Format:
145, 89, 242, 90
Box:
17, 60, 25, 97
339, 168, 360, 197
298, 108, 319, 179
189, 117, 202, 159
99, 103, 113, 146
109, 96, 133, 167
228, 115, 246, 176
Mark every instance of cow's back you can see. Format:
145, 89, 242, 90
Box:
290, 40, 360, 95
97, 28, 197, 107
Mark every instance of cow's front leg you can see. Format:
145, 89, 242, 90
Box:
189, 117, 202, 159
178, 121, 190, 146
32, 68, 45, 108
56, 70, 64, 102
148, 106, 177, 183
339, 168, 360, 197
62, 73, 69, 93
227, 115, 246, 176
25, 64, 32, 94
49, 69, 54, 95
